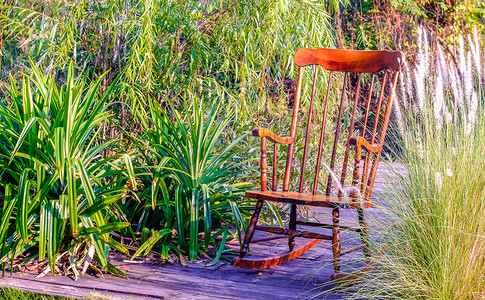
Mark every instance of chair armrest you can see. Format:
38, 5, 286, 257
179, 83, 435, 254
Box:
349, 136, 383, 153
252, 128, 295, 144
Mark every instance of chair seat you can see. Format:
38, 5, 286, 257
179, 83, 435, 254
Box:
245, 190, 372, 208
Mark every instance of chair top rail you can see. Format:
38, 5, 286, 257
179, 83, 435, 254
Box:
294, 48, 404, 72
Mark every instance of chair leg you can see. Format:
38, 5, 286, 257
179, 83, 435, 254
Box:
288, 204, 297, 252
358, 208, 371, 259
240, 200, 264, 258
332, 206, 341, 274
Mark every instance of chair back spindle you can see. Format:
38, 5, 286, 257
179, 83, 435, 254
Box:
283, 67, 304, 192
298, 65, 319, 193
312, 72, 333, 195
271, 48, 403, 206
326, 72, 348, 196
339, 73, 362, 197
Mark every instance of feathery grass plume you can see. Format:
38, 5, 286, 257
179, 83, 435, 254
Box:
414, 28, 429, 111
466, 91, 479, 135
319, 29, 485, 299
394, 73, 406, 135
403, 60, 414, 114
459, 35, 467, 79
399, 63, 408, 106
437, 44, 448, 87
464, 51, 473, 106
469, 27, 481, 77
413, 68, 425, 111
396, 27, 483, 136
434, 61, 444, 130
448, 60, 462, 121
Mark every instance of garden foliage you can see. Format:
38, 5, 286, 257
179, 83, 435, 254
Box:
0, 2, 485, 296
0, 63, 133, 276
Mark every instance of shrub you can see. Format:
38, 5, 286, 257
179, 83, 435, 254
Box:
0, 63, 134, 277
124, 99, 253, 262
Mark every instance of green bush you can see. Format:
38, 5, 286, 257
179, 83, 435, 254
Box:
124, 99, 253, 262
0, 63, 134, 276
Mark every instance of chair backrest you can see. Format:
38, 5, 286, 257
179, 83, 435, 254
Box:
274, 48, 403, 205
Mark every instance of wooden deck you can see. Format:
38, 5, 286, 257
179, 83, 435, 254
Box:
0, 163, 405, 299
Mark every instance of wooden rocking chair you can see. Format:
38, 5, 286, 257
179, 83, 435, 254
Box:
231, 48, 404, 280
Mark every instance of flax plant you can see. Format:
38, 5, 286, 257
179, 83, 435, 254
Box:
0, 63, 134, 277
330, 29, 485, 299
127, 99, 253, 262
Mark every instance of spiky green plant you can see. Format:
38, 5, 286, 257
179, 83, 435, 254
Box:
0, 63, 135, 277
126, 99, 253, 262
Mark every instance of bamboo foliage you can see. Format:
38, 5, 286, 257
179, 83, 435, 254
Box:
0, 0, 340, 117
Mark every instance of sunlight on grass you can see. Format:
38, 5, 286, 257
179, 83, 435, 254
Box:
0, 288, 131, 300
0, 288, 70, 300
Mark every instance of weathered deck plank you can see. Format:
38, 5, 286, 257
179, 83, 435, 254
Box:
0, 163, 404, 299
